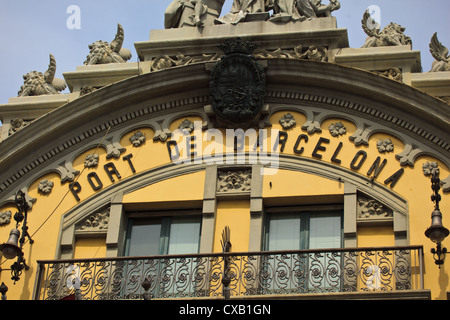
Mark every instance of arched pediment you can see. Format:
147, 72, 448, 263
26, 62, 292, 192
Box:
0, 58, 449, 207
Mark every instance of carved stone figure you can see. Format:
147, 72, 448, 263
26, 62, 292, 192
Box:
429, 32, 450, 72
216, 0, 270, 24
18, 54, 66, 97
165, 0, 225, 28
361, 10, 412, 48
84, 24, 132, 65
270, 0, 340, 22
232, 0, 267, 13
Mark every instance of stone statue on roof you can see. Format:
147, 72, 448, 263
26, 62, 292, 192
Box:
215, 0, 271, 24
429, 32, 450, 72
361, 10, 412, 48
84, 24, 132, 65
165, 0, 225, 28
17, 54, 67, 97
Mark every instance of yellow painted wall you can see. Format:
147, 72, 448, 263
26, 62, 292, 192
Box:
262, 169, 344, 205
73, 238, 107, 259
357, 226, 395, 247
213, 200, 250, 253
122, 170, 205, 210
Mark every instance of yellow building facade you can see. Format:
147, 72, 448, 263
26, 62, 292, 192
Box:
0, 4, 449, 301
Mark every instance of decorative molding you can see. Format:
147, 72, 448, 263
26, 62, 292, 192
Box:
328, 121, 347, 137
349, 123, 371, 146
150, 53, 221, 72
56, 161, 80, 183
37, 179, 54, 195
80, 86, 101, 96
0, 210, 12, 225
301, 111, 322, 134
84, 154, 99, 168
395, 144, 422, 167
422, 161, 439, 176
129, 131, 146, 147
217, 169, 252, 193
279, 113, 296, 129
373, 68, 403, 82
178, 119, 195, 134
377, 139, 394, 153
103, 137, 126, 159
254, 45, 328, 62
75, 207, 110, 233
9, 118, 30, 137
357, 194, 393, 222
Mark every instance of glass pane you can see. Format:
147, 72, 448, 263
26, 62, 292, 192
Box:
268, 213, 301, 251
128, 220, 161, 256
168, 216, 201, 255
309, 212, 341, 249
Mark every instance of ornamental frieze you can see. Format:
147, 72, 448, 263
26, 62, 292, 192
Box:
75, 207, 110, 233
217, 169, 252, 193
357, 194, 393, 221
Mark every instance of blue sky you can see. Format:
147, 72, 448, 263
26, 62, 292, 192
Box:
0, 0, 449, 109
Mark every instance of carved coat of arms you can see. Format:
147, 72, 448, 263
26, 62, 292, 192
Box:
209, 38, 266, 128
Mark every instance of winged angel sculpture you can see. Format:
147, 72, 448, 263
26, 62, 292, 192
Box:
361, 10, 411, 48
18, 54, 66, 97
429, 32, 450, 72
84, 24, 132, 65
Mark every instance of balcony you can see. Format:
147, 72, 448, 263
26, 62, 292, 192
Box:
34, 246, 428, 300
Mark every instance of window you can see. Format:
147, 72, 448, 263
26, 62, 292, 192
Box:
262, 205, 343, 294
264, 206, 343, 251
125, 214, 202, 256
123, 212, 202, 298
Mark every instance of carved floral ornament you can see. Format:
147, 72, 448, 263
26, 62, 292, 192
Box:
279, 113, 296, 129
0, 210, 12, 226
217, 169, 252, 193
377, 139, 394, 154
130, 131, 146, 147
178, 119, 195, 134
76, 208, 110, 232
85, 154, 100, 168
357, 195, 393, 220
37, 179, 54, 195
328, 121, 346, 137
423, 161, 439, 176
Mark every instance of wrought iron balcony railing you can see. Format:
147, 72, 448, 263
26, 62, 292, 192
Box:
34, 246, 424, 300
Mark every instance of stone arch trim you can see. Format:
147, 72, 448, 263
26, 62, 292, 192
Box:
1, 59, 448, 200
55, 153, 409, 259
